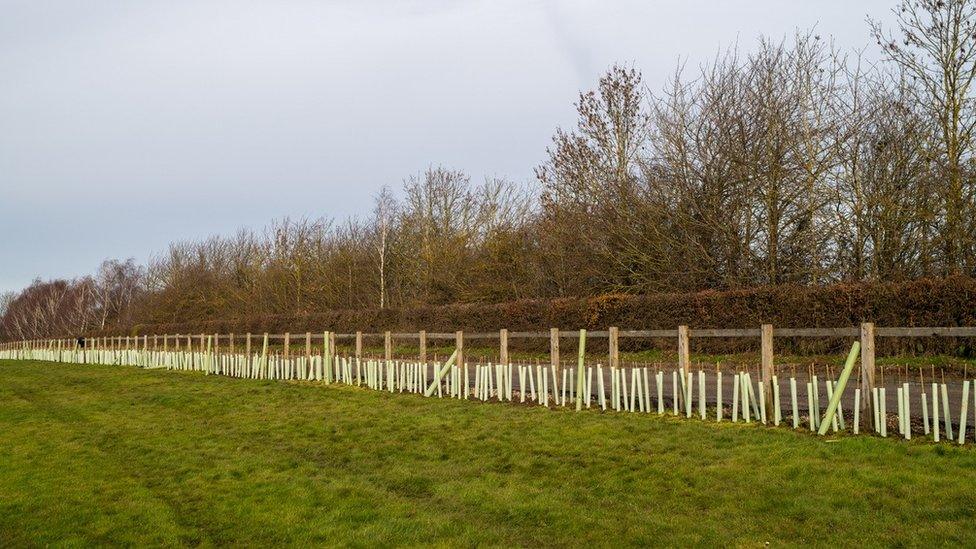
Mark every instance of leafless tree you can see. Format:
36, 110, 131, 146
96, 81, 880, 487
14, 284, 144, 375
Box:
872, 0, 976, 273
373, 186, 396, 309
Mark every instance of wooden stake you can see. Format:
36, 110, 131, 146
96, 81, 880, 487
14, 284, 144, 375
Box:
608, 327, 619, 370
499, 329, 508, 366
419, 330, 427, 364
860, 322, 876, 433
761, 323, 774, 413
550, 328, 559, 376
456, 331, 464, 377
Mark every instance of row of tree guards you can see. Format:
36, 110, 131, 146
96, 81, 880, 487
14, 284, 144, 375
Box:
4, 323, 976, 440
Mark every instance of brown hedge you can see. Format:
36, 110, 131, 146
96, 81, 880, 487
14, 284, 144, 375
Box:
112, 276, 976, 355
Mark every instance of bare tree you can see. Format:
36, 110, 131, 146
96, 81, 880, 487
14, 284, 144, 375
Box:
373, 185, 396, 309
536, 64, 658, 294
0, 291, 14, 318
0, 279, 100, 340
872, 0, 976, 273
94, 259, 145, 329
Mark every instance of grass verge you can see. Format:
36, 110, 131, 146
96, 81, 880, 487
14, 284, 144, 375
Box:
1, 359, 975, 546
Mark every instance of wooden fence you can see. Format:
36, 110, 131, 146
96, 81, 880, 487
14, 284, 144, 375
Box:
4, 323, 976, 433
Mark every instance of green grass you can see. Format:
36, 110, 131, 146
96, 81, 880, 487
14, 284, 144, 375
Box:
2, 360, 976, 546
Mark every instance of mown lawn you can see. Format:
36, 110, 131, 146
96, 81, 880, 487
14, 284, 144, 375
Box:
1, 359, 975, 546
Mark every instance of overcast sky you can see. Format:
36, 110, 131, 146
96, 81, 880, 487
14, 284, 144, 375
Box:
1, 0, 897, 293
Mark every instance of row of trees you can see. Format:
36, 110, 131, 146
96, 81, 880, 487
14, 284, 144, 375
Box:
4, 0, 976, 339
540, 1, 976, 291
136, 170, 535, 324
0, 260, 142, 341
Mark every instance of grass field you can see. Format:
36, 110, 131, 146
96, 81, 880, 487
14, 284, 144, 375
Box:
2, 360, 976, 546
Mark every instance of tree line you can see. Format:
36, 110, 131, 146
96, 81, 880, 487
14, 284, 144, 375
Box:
4, 0, 976, 340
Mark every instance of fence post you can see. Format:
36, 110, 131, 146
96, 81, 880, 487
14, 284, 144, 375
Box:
860, 322, 876, 432
761, 323, 774, 413
245, 333, 251, 356
355, 331, 362, 360
609, 326, 619, 369
419, 330, 427, 363
456, 330, 464, 369
677, 325, 690, 375
384, 331, 392, 361
206, 335, 213, 374
229, 333, 235, 354
284, 332, 290, 359
500, 329, 509, 365
550, 328, 560, 372
323, 331, 333, 382
677, 325, 690, 411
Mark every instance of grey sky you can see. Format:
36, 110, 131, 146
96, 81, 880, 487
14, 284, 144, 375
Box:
1, 0, 896, 293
